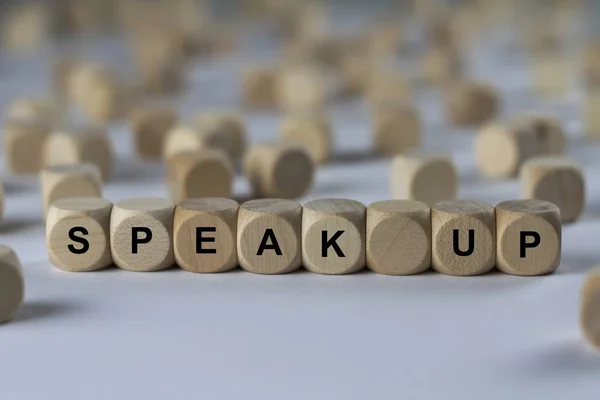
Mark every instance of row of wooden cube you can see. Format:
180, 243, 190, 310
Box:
47, 197, 561, 276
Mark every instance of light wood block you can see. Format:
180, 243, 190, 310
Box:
173, 198, 239, 273
43, 126, 113, 181
110, 197, 175, 272
244, 142, 315, 199
277, 65, 328, 113
1, 2, 49, 54
584, 91, 600, 140
163, 125, 232, 161
242, 67, 279, 110
166, 150, 234, 203
532, 54, 570, 97
130, 105, 178, 160
238, 199, 302, 274
279, 113, 332, 164
5, 98, 61, 127
367, 200, 431, 275
421, 45, 463, 86
46, 197, 112, 272
372, 103, 420, 156
391, 151, 457, 206
496, 199, 561, 276
520, 156, 584, 223
583, 43, 600, 88
0, 245, 24, 323
446, 81, 500, 126
432, 200, 495, 276
581, 267, 600, 350
302, 199, 366, 275
41, 164, 103, 219
195, 112, 247, 162
339, 52, 369, 98
475, 123, 542, 178
367, 70, 411, 107
512, 115, 566, 155
4, 118, 51, 175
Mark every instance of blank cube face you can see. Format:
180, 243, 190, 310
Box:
280, 114, 332, 164
515, 116, 565, 156
278, 66, 327, 112
432, 201, 495, 276
41, 164, 103, 217
496, 200, 561, 276
581, 268, 600, 349
242, 68, 278, 110
131, 106, 177, 160
110, 198, 175, 272
4, 119, 50, 174
391, 152, 457, 206
46, 197, 112, 272
302, 199, 366, 275
367, 200, 431, 275
0, 245, 24, 323
446, 82, 499, 126
520, 157, 585, 223
532, 56, 570, 97
238, 199, 302, 274
367, 72, 411, 106
173, 198, 238, 273
373, 104, 420, 156
196, 113, 247, 162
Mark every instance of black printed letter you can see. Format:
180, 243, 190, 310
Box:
322, 231, 345, 257
132, 227, 152, 254
196, 227, 217, 254
68, 227, 90, 254
257, 229, 282, 256
520, 231, 541, 258
453, 229, 475, 257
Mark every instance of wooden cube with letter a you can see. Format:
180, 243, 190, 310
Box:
302, 199, 366, 275
495, 200, 561, 276
238, 199, 302, 275
110, 198, 175, 272
432, 200, 495, 276
173, 198, 239, 273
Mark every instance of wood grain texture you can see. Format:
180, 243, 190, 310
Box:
302, 198, 366, 275
581, 267, 600, 350
43, 125, 114, 181
40, 163, 103, 219
446, 81, 500, 126
432, 200, 495, 276
46, 197, 113, 272
163, 125, 232, 160
130, 105, 178, 160
244, 142, 315, 199
195, 112, 247, 163
495, 199, 561, 276
238, 199, 302, 274
166, 150, 233, 203
391, 151, 457, 206
372, 102, 420, 156
367, 200, 431, 275
520, 156, 585, 223
242, 67, 279, 110
0, 245, 24, 323
279, 112, 332, 164
110, 197, 175, 272
174, 198, 239, 273
4, 118, 51, 175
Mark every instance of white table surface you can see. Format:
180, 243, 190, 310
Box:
1, 21, 600, 400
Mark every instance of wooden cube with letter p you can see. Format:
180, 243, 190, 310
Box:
495, 200, 561, 276
302, 199, 366, 275
110, 198, 175, 272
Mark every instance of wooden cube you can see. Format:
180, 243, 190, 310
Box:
532, 54, 570, 97
421, 45, 463, 86
496, 199, 561, 276
244, 142, 315, 199
0, 245, 24, 323
512, 115, 565, 155
110, 197, 175, 272
238, 199, 302, 274
173, 198, 239, 273
166, 150, 234, 203
44, 126, 113, 181
130, 105, 178, 160
46, 197, 113, 272
242, 67, 279, 110
582, 42, 600, 88
163, 125, 232, 161
432, 200, 496, 276
5, 98, 62, 127
520, 156, 584, 223
40, 164, 103, 218
391, 151, 457, 206
195, 112, 247, 163
302, 199, 366, 275
580, 267, 600, 350
1, 2, 50, 54
372, 103, 420, 156
4, 118, 51, 174
584, 91, 600, 140
446, 81, 500, 126
279, 112, 332, 164
277, 65, 328, 113
367, 200, 431, 275
367, 70, 411, 107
